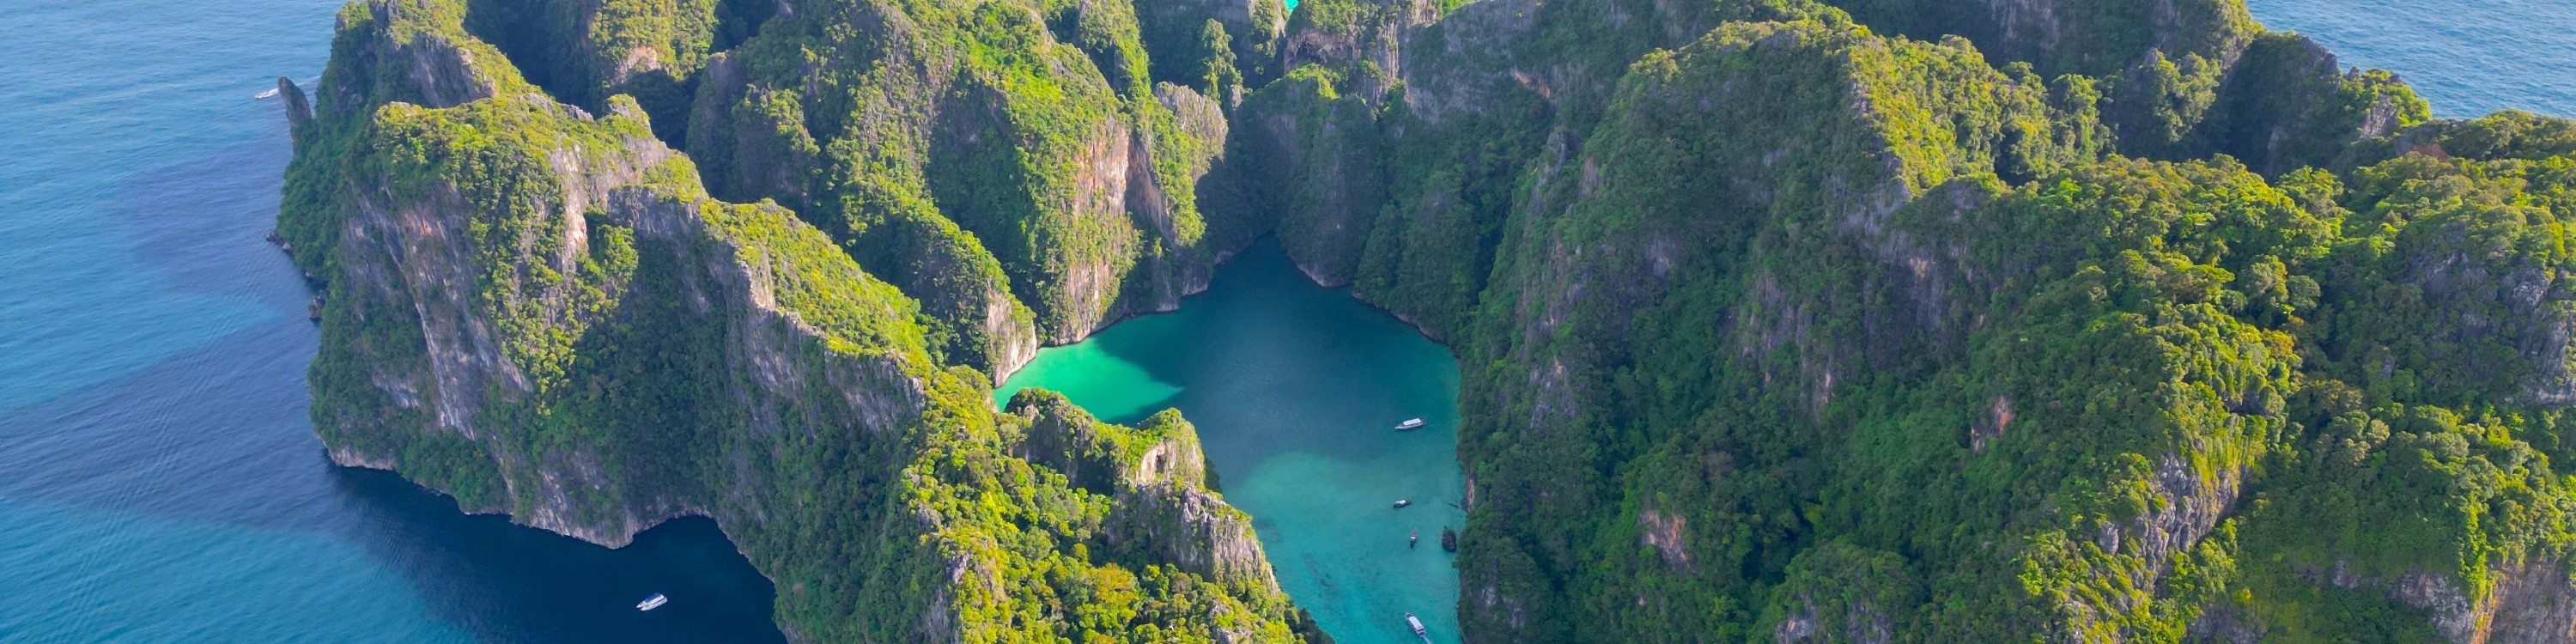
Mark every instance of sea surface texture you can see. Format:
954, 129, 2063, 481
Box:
0, 0, 2567, 641
2247, 0, 2574, 118
0, 1, 782, 641
999, 244, 1467, 644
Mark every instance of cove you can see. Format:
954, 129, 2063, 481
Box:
997, 240, 1466, 644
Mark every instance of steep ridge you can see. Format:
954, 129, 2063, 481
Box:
276, 2, 1318, 641
280, 0, 2576, 641
1223, 0, 2576, 641
672, 0, 1282, 380
1448, 19, 2108, 638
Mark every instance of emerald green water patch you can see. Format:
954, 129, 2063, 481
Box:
1001, 327, 1186, 422
998, 240, 1464, 644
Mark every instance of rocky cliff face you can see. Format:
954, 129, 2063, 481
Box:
1835, 0, 2257, 78
281, 2, 1315, 641
1012, 392, 1279, 595
285, 0, 2576, 641
1219, 0, 2572, 642
2315, 559, 2576, 644
659, 0, 1267, 379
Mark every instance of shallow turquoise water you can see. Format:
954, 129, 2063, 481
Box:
999, 243, 1467, 644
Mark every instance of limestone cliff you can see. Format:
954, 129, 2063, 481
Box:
669, 0, 1252, 380
1011, 391, 1279, 595
280, 2, 1315, 641
282, 0, 2576, 641
1218, 0, 2568, 642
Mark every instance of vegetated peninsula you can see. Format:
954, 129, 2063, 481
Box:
273, 0, 2576, 640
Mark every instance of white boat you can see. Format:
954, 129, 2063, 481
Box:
1406, 612, 1428, 637
1395, 418, 1425, 430
636, 593, 669, 611
253, 88, 279, 100
1393, 499, 1412, 508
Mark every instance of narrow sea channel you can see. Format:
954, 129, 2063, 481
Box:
998, 240, 1467, 644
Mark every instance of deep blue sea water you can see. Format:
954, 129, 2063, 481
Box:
2247, 0, 2575, 118
0, 2, 781, 641
0, 0, 2566, 641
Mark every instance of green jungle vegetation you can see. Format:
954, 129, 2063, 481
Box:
276, 0, 2576, 640
277, 1, 1319, 641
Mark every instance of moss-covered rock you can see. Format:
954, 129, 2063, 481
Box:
283, 0, 2576, 641
285, 3, 1314, 641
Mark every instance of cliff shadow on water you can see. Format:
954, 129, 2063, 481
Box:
325, 468, 789, 643
1000, 239, 1470, 644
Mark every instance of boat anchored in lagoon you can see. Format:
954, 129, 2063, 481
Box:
1394, 418, 1425, 431
993, 243, 1466, 643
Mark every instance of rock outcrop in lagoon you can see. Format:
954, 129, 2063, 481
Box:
277, 0, 2576, 641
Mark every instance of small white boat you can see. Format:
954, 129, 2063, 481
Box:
1393, 499, 1412, 508
254, 88, 279, 100
636, 593, 669, 611
1395, 418, 1425, 430
1406, 612, 1428, 637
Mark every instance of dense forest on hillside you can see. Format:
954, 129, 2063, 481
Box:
275, 0, 2576, 641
